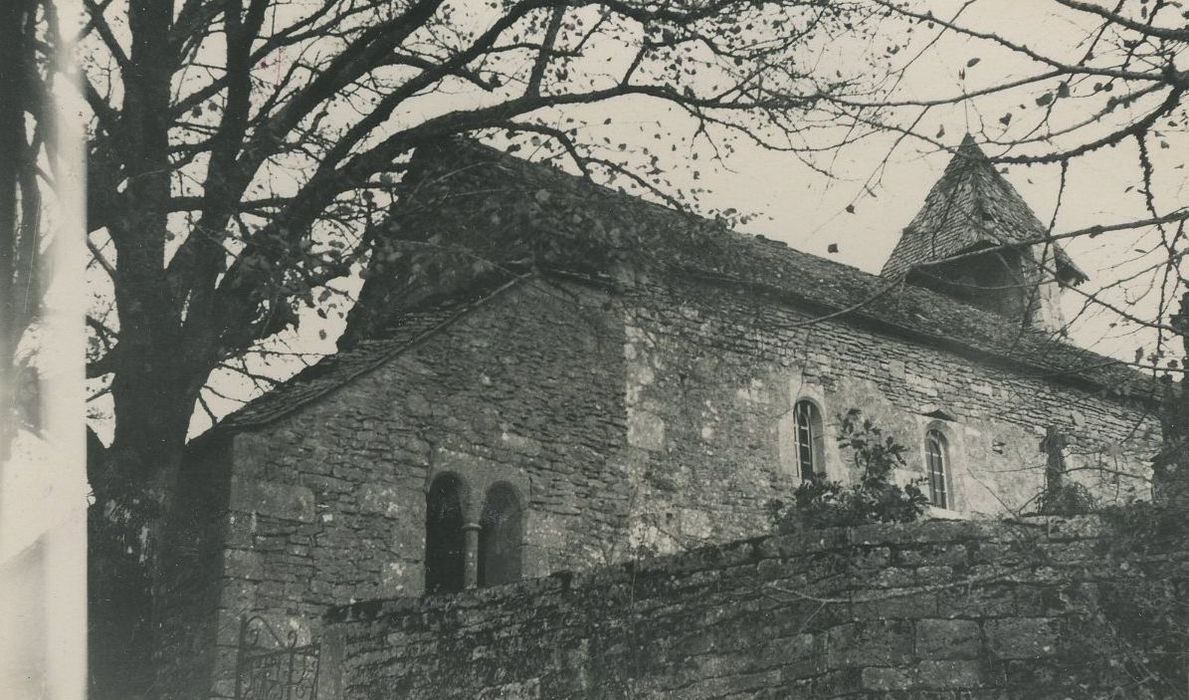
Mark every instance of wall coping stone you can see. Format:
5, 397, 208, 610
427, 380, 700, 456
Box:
325, 514, 1111, 624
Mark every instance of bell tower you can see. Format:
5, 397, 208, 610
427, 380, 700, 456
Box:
881, 135, 1087, 333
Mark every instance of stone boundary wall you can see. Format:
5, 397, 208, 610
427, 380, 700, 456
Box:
320, 515, 1184, 699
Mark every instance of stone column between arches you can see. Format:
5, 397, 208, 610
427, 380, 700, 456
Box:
424, 448, 537, 584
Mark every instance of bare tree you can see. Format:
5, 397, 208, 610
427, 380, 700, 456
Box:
78, 0, 892, 694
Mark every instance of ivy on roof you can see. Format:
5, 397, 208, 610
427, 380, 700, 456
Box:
217, 137, 1157, 432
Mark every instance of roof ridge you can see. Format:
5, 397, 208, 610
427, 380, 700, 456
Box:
415, 138, 1132, 391
216, 138, 1150, 436
436, 137, 874, 278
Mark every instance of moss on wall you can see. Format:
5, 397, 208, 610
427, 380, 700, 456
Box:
325, 514, 1187, 699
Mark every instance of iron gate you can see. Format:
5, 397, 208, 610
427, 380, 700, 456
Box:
234, 615, 321, 700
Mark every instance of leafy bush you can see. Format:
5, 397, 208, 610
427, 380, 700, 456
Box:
767, 409, 928, 533
1036, 480, 1098, 515
1065, 503, 1189, 698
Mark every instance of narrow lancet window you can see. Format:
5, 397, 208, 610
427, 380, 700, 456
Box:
925, 430, 949, 509
794, 400, 824, 480
477, 483, 523, 587
425, 474, 466, 594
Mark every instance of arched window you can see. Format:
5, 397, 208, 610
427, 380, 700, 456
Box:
478, 483, 523, 587
925, 430, 950, 509
425, 474, 466, 594
794, 400, 825, 480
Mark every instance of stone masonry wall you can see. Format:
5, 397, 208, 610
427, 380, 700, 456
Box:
197, 279, 630, 699
322, 515, 1183, 699
619, 276, 1160, 554
185, 273, 1161, 698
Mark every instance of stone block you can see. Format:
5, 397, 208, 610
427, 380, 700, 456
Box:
221, 577, 259, 610
1003, 659, 1060, 687
379, 560, 418, 597
984, 618, 1058, 659
224, 512, 258, 548
894, 545, 929, 566
390, 517, 427, 561
968, 542, 1019, 565
851, 546, 892, 570
680, 669, 782, 699
935, 543, 969, 567
917, 520, 995, 543
1007, 585, 1057, 616
627, 409, 666, 451
223, 549, 264, 580
866, 566, 916, 589
232, 434, 273, 480
860, 666, 914, 691
404, 392, 432, 416
771, 633, 816, 660
808, 668, 864, 696
500, 431, 543, 456
476, 677, 540, 699
937, 584, 1016, 618
915, 565, 954, 585
675, 630, 716, 656
301, 473, 353, 494
851, 590, 937, 619
358, 482, 403, 518
1026, 514, 1108, 541
916, 659, 987, 689
1038, 540, 1099, 564
755, 558, 786, 581
209, 645, 241, 698
915, 618, 981, 659
825, 620, 914, 668
229, 478, 316, 522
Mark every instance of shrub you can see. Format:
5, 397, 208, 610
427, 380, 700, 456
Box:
1066, 503, 1189, 698
1036, 480, 1098, 515
767, 409, 928, 533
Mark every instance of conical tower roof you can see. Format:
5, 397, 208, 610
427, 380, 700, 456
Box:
880, 135, 1086, 284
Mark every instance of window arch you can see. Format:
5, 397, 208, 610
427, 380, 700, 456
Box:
794, 399, 825, 480
478, 483, 523, 587
925, 429, 950, 509
425, 474, 466, 594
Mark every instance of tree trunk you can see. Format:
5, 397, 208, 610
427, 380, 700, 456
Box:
90, 366, 204, 697
88, 4, 199, 691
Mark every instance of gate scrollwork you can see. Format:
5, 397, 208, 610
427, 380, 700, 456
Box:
234, 615, 320, 700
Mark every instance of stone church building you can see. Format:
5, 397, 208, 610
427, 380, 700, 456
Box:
158, 136, 1162, 697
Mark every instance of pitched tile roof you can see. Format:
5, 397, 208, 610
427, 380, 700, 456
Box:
217, 137, 1155, 432
880, 134, 1087, 284
220, 296, 496, 429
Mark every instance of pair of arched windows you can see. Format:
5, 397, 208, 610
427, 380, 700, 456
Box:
424, 475, 523, 595
794, 399, 953, 510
